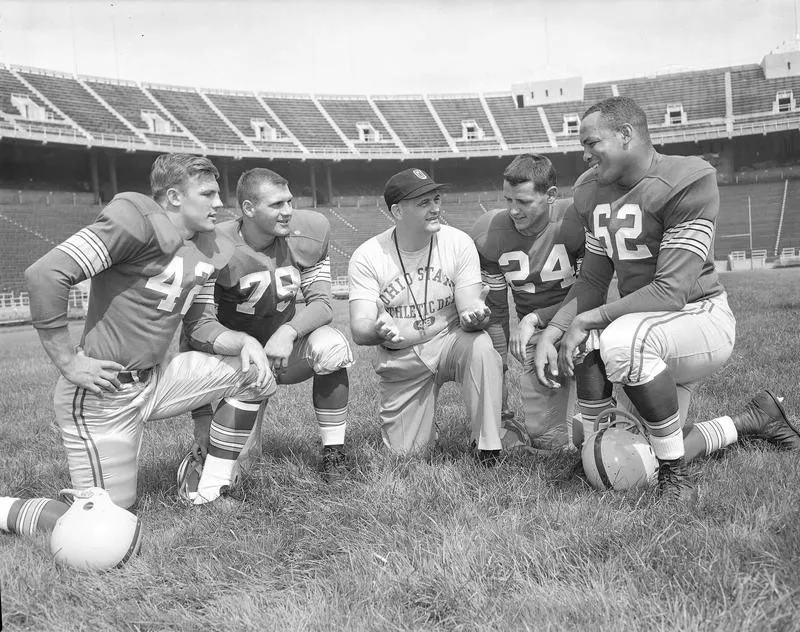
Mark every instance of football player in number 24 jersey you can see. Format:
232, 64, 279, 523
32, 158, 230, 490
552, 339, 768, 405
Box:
471, 154, 585, 451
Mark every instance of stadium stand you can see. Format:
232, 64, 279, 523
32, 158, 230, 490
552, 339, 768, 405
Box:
316, 97, 401, 153
0, 68, 82, 138
614, 69, 727, 124
17, 69, 141, 144
484, 94, 551, 148
730, 64, 800, 116
146, 86, 248, 150
260, 95, 348, 152
372, 97, 451, 151
428, 96, 502, 152
778, 178, 800, 252
204, 91, 304, 154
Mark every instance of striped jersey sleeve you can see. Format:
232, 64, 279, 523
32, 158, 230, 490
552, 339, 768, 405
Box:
584, 230, 608, 257
55, 227, 113, 277
660, 218, 714, 260
300, 256, 331, 290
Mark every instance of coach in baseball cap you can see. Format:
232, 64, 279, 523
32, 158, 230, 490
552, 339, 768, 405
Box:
347, 166, 503, 465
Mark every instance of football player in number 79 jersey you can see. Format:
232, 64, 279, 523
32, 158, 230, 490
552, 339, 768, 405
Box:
1, 155, 278, 537
183, 168, 353, 485
471, 154, 584, 450
534, 97, 800, 503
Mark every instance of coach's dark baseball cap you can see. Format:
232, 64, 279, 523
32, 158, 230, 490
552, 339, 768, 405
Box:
383, 168, 447, 209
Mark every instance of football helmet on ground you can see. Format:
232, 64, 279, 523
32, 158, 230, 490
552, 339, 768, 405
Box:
581, 408, 658, 492
50, 487, 141, 571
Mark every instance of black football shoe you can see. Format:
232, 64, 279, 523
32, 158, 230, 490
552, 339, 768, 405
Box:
657, 457, 697, 504
733, 390, 800, 450
320, 444, 347, 483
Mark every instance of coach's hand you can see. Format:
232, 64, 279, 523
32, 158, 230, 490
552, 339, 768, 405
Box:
63, 349, 124, 396
459, 285, 491, 332
510, 312, 540, 364
533, 326, 563, 389
375, 300, 404, 343
265, 324, 297, 373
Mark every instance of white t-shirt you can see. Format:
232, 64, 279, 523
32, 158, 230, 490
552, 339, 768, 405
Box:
348, 225, 482, 350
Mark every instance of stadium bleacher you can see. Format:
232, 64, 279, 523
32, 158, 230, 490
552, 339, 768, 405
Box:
372, 98, 450, 151
146, 86, 248, 150
261, 95, 348, 152
0, 68, 81, 137
484, 94, 551, 148
428, 96, 501, 151
18, 69, 141, 144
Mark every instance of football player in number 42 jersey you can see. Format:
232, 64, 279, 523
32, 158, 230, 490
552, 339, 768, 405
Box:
1, 155, 278, 537
471, 154, 584, 450
183, 168, 353, 485
534, 97, 800, 503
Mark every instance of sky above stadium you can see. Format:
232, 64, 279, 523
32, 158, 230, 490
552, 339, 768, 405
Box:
0, 0, 797, 95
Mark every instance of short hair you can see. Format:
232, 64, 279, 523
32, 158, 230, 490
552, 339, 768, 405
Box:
582, 96, 651, 143
236, 168, 289, 208
150, 154, 219, 202
503, 154, 557, 192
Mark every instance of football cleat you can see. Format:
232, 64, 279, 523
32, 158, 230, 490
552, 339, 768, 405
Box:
733, 390, 800, 450
176, 451, 204, 505
581, 408, 658, 492
500, 416, 531, 451
320, 444, 347, 483
657, 458, 697, 504
50, 487, 142, 571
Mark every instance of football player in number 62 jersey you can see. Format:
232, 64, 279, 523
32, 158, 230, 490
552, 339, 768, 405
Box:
534, 97, 800, 503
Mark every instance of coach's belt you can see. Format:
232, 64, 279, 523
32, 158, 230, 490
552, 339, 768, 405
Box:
117, 367, 154, 384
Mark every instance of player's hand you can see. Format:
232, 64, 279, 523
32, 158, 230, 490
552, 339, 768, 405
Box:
238, 334, 270, 389
533, 326, 562, 389
459, 285, 491, 332
191, 416, 212, 462
62, 349, 124, 396
558, 316, 591, 378
375, 300, 404, 343
510, 313, 540, 364
264, 324, 297, 373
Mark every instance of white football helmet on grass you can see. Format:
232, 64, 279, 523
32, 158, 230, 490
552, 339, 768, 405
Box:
50, 487, 142, 571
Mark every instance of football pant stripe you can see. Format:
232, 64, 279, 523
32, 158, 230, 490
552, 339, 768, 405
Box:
71, 387, 104, 488
627, 304, 710, 384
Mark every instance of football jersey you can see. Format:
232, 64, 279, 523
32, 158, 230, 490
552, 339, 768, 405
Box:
26, 192, 233, 369
184, 210, 331, 347
574, 153, 723, 304
471, 199, 585, 323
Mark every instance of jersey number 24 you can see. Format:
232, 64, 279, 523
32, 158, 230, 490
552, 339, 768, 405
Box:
498, 244, 575, 293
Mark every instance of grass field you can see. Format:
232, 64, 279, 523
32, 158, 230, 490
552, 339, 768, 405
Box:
1, 268, 800, 631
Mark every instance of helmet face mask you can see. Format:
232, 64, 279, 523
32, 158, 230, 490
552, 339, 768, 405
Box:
581, 410, 659, 492
50, 487, 142, 571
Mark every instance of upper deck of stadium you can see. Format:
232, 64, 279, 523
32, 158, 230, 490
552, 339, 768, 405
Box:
2, 56, 800, 160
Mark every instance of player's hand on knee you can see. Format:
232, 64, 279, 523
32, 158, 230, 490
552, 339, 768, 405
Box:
265, 324, 296, 373
63, 349, 124, 396
510, 313, 539, 364
238, 335, 270, 388
558, 319, 590, 378
375, 300, 404, 344
533, 328, 562, 389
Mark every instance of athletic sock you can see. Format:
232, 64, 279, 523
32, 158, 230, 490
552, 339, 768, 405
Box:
193, 397, 262, 505
313, 369, 348, 447
0, 497, 69, 535
693, 416, 738, 456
